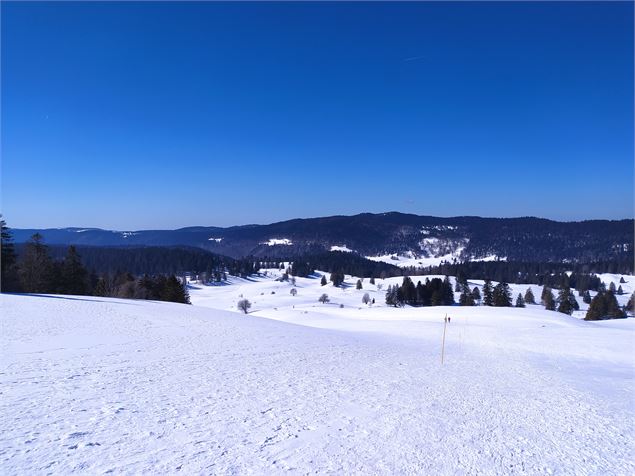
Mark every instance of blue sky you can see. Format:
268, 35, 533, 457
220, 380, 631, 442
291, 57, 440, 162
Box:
2, 1, 633, 229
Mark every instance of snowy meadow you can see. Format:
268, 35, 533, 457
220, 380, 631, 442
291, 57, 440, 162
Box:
1, 271, 633, 474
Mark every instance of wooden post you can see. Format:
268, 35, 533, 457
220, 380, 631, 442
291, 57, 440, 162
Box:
441, 314, 448, 364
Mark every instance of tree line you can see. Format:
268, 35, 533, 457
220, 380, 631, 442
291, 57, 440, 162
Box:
408, 260, 625, 292
2, 219, 189, 304
383, 274, 632, 320
14, 243, 258, 278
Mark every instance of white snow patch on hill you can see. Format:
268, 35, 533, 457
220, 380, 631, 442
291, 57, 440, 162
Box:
330, 245, 354, 252
366, 252, 459, 268
262, 238, 293, 246
208, 237, 223, 242
472, 254, 507, 262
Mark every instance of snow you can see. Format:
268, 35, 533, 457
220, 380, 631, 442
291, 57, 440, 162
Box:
208, 237, 223, 242
2, 271, 634, 474
330, 245, 354, 252
471, 254, 506, 262
261, 238, 293, 246
366, 252, 460, 268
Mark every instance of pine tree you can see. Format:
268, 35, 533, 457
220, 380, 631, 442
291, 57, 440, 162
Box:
356, 279, 363, 290
585, 292, 607, 321
556, 287, 574, 315
524, 287, 536, 305
18, 233, 54, 293
385, 285, 402, 307
330, 271, 344, 287
471, 286, 481, 303
320, 275, 327, 286
541, 286, 552, 305
493, 282, 512, 307
459, 284, 475, 306
617, 285, 624, 295
0, 216, 19, 292
161, 275, 190, 304
619, 277, 626, 284
609, 282, 616, 293
626, 293, 635, 316
60, 246, 89, 295
543, 289, 556, 311
515, 293, 525, 308
443, 276, 455, 305
604, 291, 625, 319
582, 290, 592, 304
483, 279, 494, 306
369, 276, 375, 285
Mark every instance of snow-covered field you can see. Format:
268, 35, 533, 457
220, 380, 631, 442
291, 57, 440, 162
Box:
1, 271, 634, 474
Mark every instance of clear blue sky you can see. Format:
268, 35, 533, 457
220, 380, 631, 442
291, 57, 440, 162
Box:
2, 1, 633, 229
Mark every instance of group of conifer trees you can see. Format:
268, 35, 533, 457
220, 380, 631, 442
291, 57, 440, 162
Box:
382, 274, 633, 319
1, 218, 189, 304
385, 276, 455, 307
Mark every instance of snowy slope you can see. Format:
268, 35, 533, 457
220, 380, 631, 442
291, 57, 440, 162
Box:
2, 278, 633, 474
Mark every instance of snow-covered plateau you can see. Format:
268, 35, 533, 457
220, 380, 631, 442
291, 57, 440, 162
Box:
1, 271, 634, 474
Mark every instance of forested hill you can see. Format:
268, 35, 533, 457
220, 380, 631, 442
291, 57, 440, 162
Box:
12, 244, 252, 277
12, 213, 634, 263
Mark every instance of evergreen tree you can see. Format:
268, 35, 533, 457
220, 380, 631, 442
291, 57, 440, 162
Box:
442, 276, 455, 305
1, 216, 20, 291
619, 277, 626, 284
515, 293, 525, 308
626, 293, 635, 316
161, 275, 190, 304
617, 285, 624, 295
356, 279, 363, 290
482, 279, 494, 306
385, 285, 400, 307
541, 286, 552, 305
459, 284, 475, 306
60, 246, 89, 295
369, 276, 375, 285
320, 275, 327, 286
604, 291, 625, 319
609, 282, 616, 293
543, 289, 556, 311
492, 282, 512, 307
471, 286, 481, 303
556, 287, 575, 315
330, 271, 344, 287
18, 233, 54, 293
582, 290, 592, 304
585, 292, 613, 320
400, 276, 416, 305
524, 287, 536, 305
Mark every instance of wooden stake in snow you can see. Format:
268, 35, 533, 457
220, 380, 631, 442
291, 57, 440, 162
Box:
441, 314, 448, 365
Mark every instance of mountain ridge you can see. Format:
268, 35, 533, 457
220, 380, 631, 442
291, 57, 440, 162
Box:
11, 212, 634, 264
